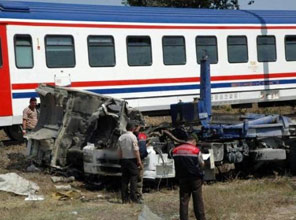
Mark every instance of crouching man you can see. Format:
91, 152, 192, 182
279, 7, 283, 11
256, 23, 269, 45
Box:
172, 135, 206, 220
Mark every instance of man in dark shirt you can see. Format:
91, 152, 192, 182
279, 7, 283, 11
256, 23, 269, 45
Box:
172, 135, 206, 220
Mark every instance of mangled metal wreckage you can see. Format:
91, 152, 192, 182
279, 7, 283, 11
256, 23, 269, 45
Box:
26, 84, 175, 180
26, 82, 296, 182
27, 59, 296, 182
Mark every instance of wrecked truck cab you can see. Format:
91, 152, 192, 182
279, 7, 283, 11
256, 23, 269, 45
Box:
26, 84, 144, 171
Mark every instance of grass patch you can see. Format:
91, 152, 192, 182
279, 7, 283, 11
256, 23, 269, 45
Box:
144, 177, 296, 220
1, 130, 296, 219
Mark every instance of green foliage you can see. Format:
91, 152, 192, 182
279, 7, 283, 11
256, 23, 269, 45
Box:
126, 0, 240, 9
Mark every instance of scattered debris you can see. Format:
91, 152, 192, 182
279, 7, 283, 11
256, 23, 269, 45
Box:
0, 172, 39, 196
97, 194, 104, 199
25, 194, 45, 201
51, 190, 82, 201
70, 211, 78, 215
51, 176, 75, 183
138, 205, 162, 220
55, 184, 72, 190
26, 164, 41, 172
6, 153, 31, 171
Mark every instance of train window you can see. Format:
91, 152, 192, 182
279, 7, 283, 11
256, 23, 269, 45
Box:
257, 36, 276, 62
14, 35, 33, 68
196, 36, 218, 64
127, 36, 152, 66
285, 35, 296, 61
227, 36, 248, 63
88, 36, 115, 67
45, 35, 75, 68
162, 36, 186, 65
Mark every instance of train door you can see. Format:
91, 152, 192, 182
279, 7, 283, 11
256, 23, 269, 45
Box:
0, 25, 12, 119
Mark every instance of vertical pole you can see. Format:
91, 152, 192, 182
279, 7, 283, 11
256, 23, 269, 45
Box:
199, 58, 212, 123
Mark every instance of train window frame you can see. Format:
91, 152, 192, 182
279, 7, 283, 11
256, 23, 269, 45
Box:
14, 34, 34, 69
285, 35, 296, 61
126, 36, 152, 67
45, 35, 76, 68
227, 36, 248, 63
196, 36, 218, 64
87, 35, 116, 67
162, 36, 186, 65
257, 35, 277, 62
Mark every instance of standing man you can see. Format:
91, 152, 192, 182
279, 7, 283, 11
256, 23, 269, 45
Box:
172, 135, 206, 220
118, 121, 143, 204
134, 124, 148, 202
22, 97, 38, 135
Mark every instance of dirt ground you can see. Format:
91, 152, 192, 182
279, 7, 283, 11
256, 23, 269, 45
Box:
1, 130, 296, 220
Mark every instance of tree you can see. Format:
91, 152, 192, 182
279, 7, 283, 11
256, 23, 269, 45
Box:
126, 0, 240, 9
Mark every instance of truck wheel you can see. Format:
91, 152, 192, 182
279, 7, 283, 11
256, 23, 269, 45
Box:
289, 145, 296, 175
4, 125, 24, 141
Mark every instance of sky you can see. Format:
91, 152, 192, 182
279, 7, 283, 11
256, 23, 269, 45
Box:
6, 0, 296, 10
239, 0, 296, 10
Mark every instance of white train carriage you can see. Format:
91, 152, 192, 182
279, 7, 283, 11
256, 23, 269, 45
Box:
0, 1, 296, 139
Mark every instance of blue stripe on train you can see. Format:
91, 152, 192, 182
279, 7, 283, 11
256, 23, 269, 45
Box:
0, 1, 295, 24
12, 79, 296, 99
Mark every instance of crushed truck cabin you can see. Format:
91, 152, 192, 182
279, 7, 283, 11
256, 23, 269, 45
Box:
26, 84, 177, 180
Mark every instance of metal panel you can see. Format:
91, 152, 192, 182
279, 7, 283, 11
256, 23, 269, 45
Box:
0, 24, 12, 121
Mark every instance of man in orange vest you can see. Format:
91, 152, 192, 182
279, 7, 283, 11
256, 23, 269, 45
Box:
172, 134, 206, 220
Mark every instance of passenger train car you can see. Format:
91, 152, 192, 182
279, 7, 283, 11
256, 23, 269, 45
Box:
0, 1, 296, 139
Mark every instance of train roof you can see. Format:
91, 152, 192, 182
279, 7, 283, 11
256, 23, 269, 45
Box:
0, 0, 295, 25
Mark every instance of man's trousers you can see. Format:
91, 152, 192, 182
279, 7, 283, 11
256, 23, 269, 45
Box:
121, 159, 138, 203
179, 178, 206, 220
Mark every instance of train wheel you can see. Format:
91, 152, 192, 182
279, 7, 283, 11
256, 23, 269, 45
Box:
4, 125, 24, 141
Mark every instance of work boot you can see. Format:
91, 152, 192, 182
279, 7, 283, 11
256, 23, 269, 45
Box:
138, 196, 144, 203
131, 197, 143, 204
133, 199, 143, 204
122, 198, 130, 204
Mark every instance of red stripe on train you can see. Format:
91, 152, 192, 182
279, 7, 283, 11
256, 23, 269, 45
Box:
11, 72, 296, 90
2, 21, 296, 30
12, 78, 199, 90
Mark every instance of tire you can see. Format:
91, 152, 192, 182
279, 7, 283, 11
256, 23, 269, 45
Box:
4, 125, 24, 141
289, 145, 296, 175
